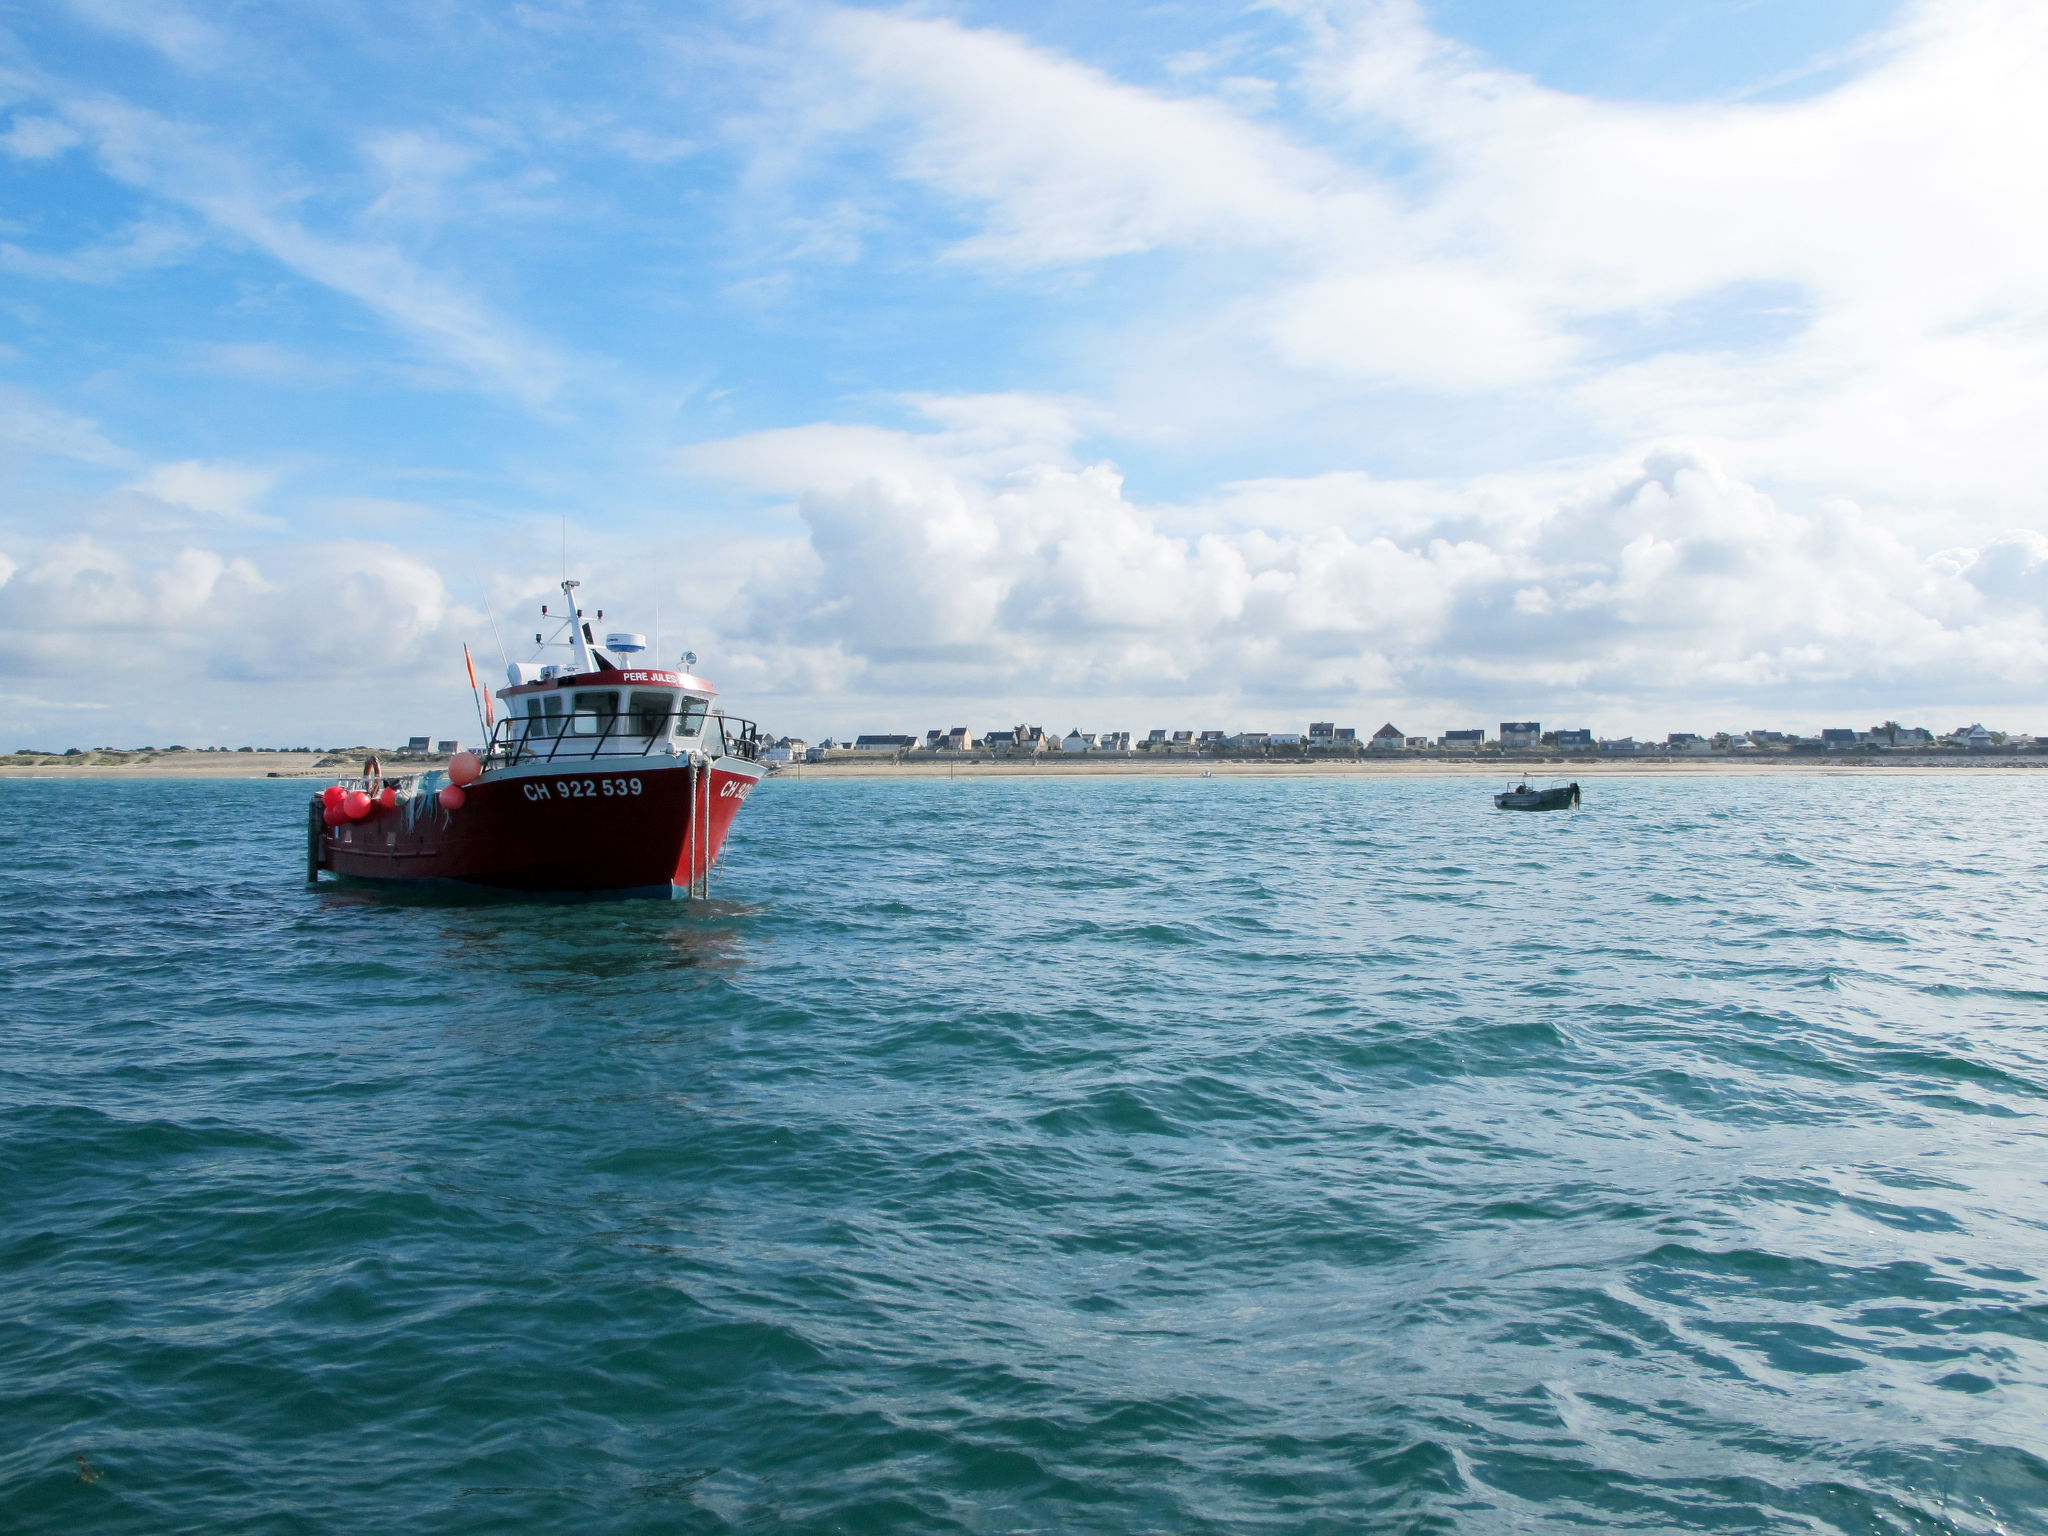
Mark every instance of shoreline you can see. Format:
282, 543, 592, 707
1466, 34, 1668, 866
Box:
4, 751, 2041, 781
0, 751, 445, 781
769, 756, 2047, 779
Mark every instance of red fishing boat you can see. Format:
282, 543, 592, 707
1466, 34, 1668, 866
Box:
308, 579, 765, 899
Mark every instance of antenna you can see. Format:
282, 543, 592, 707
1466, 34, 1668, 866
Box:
483, 596, 510, 671
560, 516, 567, 584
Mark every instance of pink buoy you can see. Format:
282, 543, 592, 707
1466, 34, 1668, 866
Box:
343, 790, 372, 820
437, 784, 466, 811
447, 751, 483, 787
321, 784, 346, 810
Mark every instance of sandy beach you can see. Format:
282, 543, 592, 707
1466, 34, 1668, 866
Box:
0, 750, 435, 780
768, 754, 2045, 780
5, 749, 2031, 781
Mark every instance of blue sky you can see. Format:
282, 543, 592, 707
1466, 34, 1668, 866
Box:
5, 0, 2047, 747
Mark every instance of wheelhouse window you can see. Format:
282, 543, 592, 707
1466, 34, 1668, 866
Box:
627, 690, 675, 738
524, 695, 559, 740
570, 690, 619, 736
676, 696, 710, 737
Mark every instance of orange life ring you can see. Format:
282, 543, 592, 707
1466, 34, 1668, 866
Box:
362, 754, 383, 797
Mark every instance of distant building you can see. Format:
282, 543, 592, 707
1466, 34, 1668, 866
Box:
436, 739, 459, 754
983, 730, 1017, 750
1499, 721, 1541, 749
1948, 723, 1994, 747
407, 736, 431, 752
1173, 730, 1194, 745
1147, 729, 1170, 743
1554, 728, 1593, 750
1062, 729, 1092, 752
1308, 721, 1336, 743
1336, 727, 1358, 744
1600, 737, 1637, 754
1821, 728, 1858, 750
1098, 731, 1132, 752
1198, 730, 1227, 746
853, 734, 916, 752
1442, 729, 1485, 749
1267, 732, 1305, 747
1369, 723, 1405, 750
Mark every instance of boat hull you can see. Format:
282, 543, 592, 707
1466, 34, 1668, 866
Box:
1494, 783, 1580, 811
314, 757, 762, 898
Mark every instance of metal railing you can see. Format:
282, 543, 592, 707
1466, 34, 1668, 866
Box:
484, 708, 762, 768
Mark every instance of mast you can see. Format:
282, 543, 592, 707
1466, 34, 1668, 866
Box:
560, 578, 599, 675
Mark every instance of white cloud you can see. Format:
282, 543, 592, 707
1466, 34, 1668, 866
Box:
778, 1, 2048, 524
682, 400, 2048, 730
0, 385, 128, 465
64, 0, 230, 70
0, 219, 195, 282
804, 8, 1363, 267
28, 93, 567, 404
133, 460, 274, 522
0, 114, 82, 159
0, 534, 461, 685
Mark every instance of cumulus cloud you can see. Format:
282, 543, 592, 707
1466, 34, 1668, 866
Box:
684, 400, 2048, 727
0, 535, 462, 684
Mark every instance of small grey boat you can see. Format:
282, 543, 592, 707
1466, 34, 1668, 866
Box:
1494, 780, 1580, 811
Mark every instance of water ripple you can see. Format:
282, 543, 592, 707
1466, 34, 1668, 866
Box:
3, 773, 2047, 1532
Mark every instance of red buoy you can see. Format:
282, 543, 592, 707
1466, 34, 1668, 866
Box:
447, 751, 483, 787
343, 790, 372, 820
323, 804, 343, 826
437, 784, 466, 811
322, 784, 346, 810
378, 786, 397, 810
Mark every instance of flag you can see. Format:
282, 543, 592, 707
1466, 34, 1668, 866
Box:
464, 644, 494, 728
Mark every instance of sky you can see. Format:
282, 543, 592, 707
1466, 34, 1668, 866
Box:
4, 0, 2047, 748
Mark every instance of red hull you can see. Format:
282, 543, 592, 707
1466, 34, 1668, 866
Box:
314, 758, 761, 897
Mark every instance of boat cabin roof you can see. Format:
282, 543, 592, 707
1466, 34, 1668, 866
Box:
497, 666, 717, 701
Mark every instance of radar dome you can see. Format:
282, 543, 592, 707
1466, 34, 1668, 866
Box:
605, 632, 648, 653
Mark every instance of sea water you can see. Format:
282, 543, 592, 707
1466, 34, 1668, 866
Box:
2, 772, 2045, 1533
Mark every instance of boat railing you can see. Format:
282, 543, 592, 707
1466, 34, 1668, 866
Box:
482, 709, 762, 769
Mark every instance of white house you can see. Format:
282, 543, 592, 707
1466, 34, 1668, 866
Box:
1499, 721, 1541, 749
1369, 722, 1406, 750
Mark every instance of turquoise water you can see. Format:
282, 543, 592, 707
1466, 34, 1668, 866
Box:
3, 773, 2046, 1533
